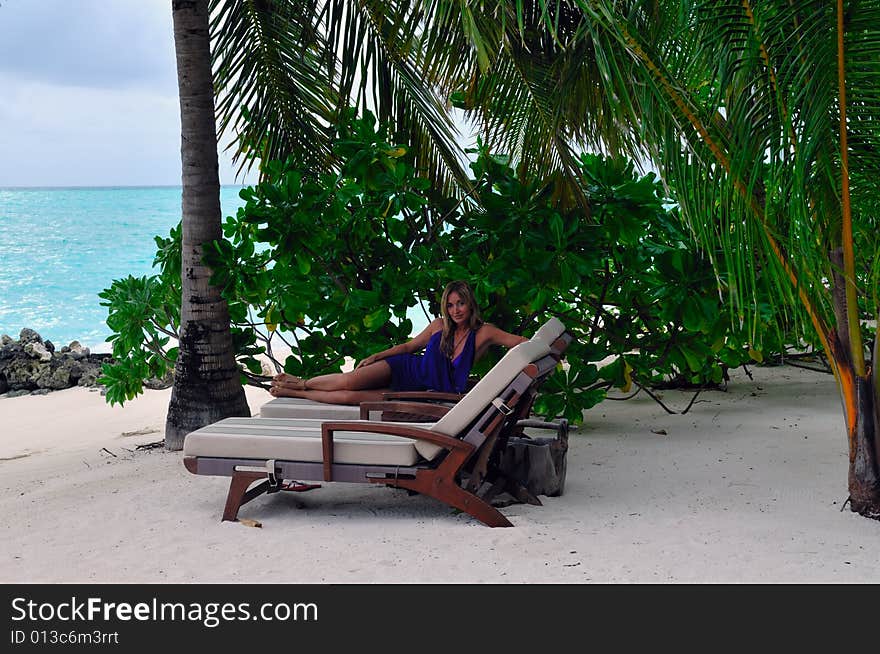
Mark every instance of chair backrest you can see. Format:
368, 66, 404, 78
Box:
413, 340, 550, 461
429, 317, 566, 439
530, 316, 565, 346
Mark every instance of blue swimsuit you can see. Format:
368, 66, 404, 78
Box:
384, 329, 476, 393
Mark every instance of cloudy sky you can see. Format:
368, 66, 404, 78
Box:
0, 0, 258, 187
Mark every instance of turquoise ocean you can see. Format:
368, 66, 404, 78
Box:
0, 186, 249, 351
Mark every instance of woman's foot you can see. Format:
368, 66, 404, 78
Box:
271, 373, 307, 390
269, 385, 304, 397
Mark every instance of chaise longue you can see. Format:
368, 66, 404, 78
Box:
182, 319, 571, 527
259, 316, 568, 421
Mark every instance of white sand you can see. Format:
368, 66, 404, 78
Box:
1, 364, 878, 583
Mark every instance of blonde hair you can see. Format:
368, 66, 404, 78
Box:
439, 280, 482, 359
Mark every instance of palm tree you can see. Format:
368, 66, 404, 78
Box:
418, 2, 651, 207
529, 0, 880, 517
166, 0, 250, 450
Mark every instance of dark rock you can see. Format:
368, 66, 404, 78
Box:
34, 361, 75, 389
0, 341, 24, 361
24, 341, 52, 361
18, 328, 43, 344
76, 362, 104, 387
2, 357, 41, 389
67, 341, 90, 360
144, 374, 173, 390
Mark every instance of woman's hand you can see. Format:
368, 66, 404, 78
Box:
356, 354, 378, 369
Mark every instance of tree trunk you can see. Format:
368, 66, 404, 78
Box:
829, 248, 852, 364
829, 289, 880, 518
166, 0, 250, 451
845, 374, 880, 518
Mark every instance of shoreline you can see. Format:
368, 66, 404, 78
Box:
1, 362, 878, 583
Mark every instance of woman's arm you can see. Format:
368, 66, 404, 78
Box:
484, 323, 529, 348
472, 323, 528, 361
356, 318, 443, 368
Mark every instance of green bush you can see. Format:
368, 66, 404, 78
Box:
99, 110, 810, 421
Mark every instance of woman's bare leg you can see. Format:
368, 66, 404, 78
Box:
269, 361, 393, 404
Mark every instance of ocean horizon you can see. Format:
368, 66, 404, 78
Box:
0, 185, 251, 351
1, 185, 195, 189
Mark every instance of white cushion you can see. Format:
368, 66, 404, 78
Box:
261, 397, 362, 420
183, 417, 423, 466
531, 317, 565, 345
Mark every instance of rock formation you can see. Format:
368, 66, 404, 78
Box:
0, 329, 111, 396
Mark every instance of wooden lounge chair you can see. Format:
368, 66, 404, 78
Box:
182, 336, 565, 527
258, 316, 568, 421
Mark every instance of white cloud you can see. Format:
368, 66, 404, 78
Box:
0, 0, 176, 90
0, 0, 258, 187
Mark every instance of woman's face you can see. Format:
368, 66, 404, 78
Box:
446, 291, 471, 326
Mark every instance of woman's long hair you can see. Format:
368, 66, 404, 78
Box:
439, 280, 482, 360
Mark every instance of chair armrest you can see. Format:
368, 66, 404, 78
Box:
359, 401, 451, 421
380, 391, 464, 402
321, 421, 469, 449
320, 421, 472, 481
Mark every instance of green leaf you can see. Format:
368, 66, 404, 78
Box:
549, 213, 564, 248
295, 253, 311, 275
363, 307, 391, 330
677, 345, 703, 373
681, 297, 706, 332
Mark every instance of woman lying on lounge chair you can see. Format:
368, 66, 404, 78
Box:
269, 280, 527, 405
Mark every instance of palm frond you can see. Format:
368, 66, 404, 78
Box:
211, 0, 338, 178
334, 0, 470, 195
211, 0, 469, 194
422, 2, 650, 206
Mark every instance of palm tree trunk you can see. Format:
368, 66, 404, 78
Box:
832, 0, 878, 517
165, 0, 250, 450
830, 320, 880, 517
845, 374, 880, 518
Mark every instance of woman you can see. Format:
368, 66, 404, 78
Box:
269, 280, 527, 405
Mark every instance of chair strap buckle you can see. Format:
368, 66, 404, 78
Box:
265, 459, 279, 487
491, 397, 513, 416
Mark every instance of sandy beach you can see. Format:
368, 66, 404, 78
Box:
1, 363, 878, 584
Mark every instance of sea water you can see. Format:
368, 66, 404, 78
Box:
0, 186, 249, 351
0, 186, 431, 353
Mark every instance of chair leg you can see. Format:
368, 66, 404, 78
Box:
392, 475, 513, 528
464, 433, 495, 493
441, 480, 514, 528
222, 472, 270, 522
